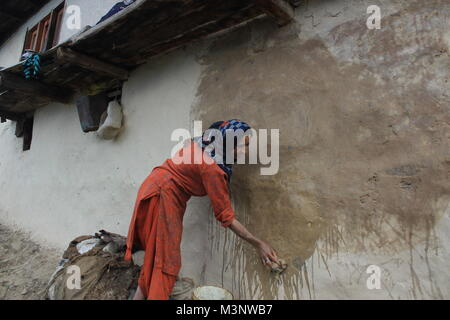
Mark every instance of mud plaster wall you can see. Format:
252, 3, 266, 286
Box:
0, 0, 448, 300
194, 0, 450, 299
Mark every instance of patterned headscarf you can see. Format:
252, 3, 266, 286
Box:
194, 119, 251, 180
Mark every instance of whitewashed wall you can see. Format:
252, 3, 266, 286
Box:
0, 0, 211, 283
0, 0, 123, 67
0, 0, 448, 300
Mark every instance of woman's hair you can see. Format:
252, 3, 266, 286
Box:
206, 120, 251, 153
199, 119, 251, 179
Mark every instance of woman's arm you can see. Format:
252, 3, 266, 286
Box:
199, 166, 278, 267
229, 219, 278, 267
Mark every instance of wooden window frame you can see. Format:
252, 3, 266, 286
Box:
35, 13, 51, 52
22, 1, 66, 55
23, 116, 34, 151
51, 5, 65, 47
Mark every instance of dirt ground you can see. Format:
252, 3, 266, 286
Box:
0, 223, 60, 300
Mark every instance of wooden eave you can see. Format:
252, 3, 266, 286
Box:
0, 0, 295, 121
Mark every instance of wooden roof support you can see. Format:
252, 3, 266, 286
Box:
0, 109, 24, 121
254, 0, 295, 26
0, 0, 296, 116
57, 47, 129, 81
15, 118, 24, 137
0, 73, 72, 104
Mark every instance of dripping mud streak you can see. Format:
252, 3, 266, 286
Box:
196, 1, 449, 299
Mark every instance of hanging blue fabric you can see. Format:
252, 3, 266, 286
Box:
97, 0, 136, 25
22, 52, 41, 79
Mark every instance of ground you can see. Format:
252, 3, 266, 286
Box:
0, 223, 60, 300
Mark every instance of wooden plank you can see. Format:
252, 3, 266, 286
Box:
0, 72, 72, 104
0, 0, 289, 113
50, 2, 66, 48
35, 16, 45, 52
69, 0, 261, 68
254, 0, 295, 26
138, 6, 263, 62
75, 93, 109, 132
22, 116, 34, 151
21, 27, 30, 57
0, 109, 22, 121
15, 118, 25, 137
57, 47, 129, 80
42, 11, 55, 52
0, 88, 51, 113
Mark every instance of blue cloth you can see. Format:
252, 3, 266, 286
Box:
97, 1, 134, 25
194, 119, 251, 180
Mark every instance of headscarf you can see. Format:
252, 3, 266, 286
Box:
194, 119, 251, 180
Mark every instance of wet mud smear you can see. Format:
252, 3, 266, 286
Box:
194, 1, 450, 299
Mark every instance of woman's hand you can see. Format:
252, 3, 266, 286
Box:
256, 241, 278, 268
229, 219, 279, 267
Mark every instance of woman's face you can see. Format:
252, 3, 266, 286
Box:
234, 135, 250, 161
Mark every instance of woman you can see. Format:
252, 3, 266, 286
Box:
125, 119, 278, 300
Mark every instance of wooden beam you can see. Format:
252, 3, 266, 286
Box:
15, 118, 25, 137
0, 109, 24, 121
23, 116, 34, 151
57, 47, 129, 80
0, 72, 72, 104
254, 0, 295, 26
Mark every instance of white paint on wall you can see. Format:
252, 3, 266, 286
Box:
0, 0, 213, 285
0, 46, 205, 283
0, 0, 448, 300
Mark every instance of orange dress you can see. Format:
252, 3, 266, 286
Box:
124, 141, 235, 299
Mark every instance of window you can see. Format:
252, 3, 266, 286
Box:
52, 5, 65, 47
22, 1, 65, 54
